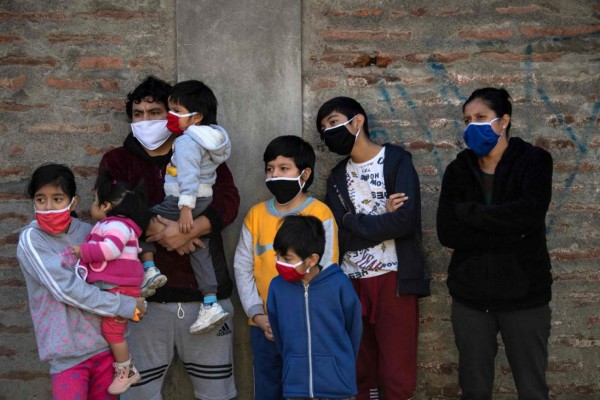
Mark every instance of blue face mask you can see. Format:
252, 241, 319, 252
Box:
463, 118, 501, 157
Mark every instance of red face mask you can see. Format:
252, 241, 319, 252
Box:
166, 111, 197, 135
275, 259, 306, 282
34, 198, 74, 234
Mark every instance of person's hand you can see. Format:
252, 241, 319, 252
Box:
174, 238, 207, 256
132, 298, 148, 322
386, 193, 408, 213
179, 207, 194, 234
69, 245, 81, 258
147, 215, 194, 250
253, 314, 274, 341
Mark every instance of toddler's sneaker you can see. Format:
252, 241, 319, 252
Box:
189, 302, 229, 335
107, 360, 140, 395
141, 266, 167, 297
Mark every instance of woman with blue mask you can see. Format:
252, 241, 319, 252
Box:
436, 88, 554, 399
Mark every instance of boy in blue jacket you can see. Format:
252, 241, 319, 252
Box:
267, 215, 361, 400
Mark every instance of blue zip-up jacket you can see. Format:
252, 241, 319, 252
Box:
267, 264, 361, 399
325, 144, 431, 296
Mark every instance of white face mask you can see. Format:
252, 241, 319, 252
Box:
131, 120, 171, 151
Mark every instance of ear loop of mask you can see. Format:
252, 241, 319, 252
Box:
34, 197, 75, 214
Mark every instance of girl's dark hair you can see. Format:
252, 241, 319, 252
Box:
169, 80, 218, 125
315, 96, 370, 138
263, 135, 316, 192
274, 215, 325, 262
27, 163, 76, 199
94, 172, 151, 231
463, 87, 513, 136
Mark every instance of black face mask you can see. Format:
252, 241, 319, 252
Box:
322, 117, 359, 155
265, 171, 305, 205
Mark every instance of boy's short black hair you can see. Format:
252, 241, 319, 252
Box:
169, 80, 218, 125
263, 135, 315, 191
274, 215, 325, 262
125, 76, 172, 121
315, 96, 370, 138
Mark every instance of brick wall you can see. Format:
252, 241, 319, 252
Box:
1, 0, 598, 399
303, 1, 599, 399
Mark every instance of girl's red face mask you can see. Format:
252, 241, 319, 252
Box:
34, 198, 75, 234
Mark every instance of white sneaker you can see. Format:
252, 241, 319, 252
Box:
141, 266, 167, 297
189, 302, 229, 335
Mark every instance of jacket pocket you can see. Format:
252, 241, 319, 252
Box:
312, 354, 353, 397
282, 354, 309, 394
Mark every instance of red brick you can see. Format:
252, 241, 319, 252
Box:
83, 145, 116, 156
0, 75, 26, 90
417, 165, 439, 176
0, 56, 58, 67
554, 273, 600, 282
310, 78, 337, 90
0, 278, 24, 287
0, 212, 28, 224
98, 79, 119, 91
0, 232, 19, 246
547, 361, 584, 372
76, 57, 123, 70
322, 30, 387, 40
0, 11, 67, 21
0, 371, 48, 380
418, 361, 458, 375
26, 123, 111, 134
128, 57, 163, 68
326, 9, 383, 17
554, 162, 600, 173
390, 10, 409, 17
389, 31, 412, 40
9, 145, 24, 155
549, 384, 597, 395
45, 77, 93, 90
459, 28, 513, 40
376, 54, 394, 67
0, 102, 47, 112
82, 99, 124, 111
411, 8, 428, 17
434, 8, 476, 16
587, 316, 600, 326
48, 33, 124, 45
0, 167, 27, 178
496, 5, 555, 14
480, 51, 562, 62
521, 25, 600, 38
550, 248, 600, 260
0, 34, 21, 43
0, 346, 17, 359
404, 52, 469, 63
72, 166, 99, 178
76, 10, 155, 20
408, 140, 435, 152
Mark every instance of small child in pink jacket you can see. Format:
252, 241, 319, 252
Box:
70, 173, 151, 395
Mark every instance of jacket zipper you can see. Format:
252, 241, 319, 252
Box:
304, 283, 313, 397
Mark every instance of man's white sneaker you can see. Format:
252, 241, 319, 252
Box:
189, 302, 229, 335
141, 266, 167, 297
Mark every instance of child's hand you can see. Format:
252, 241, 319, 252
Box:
179, 207, 194, 234
70, 245, 81, 258
386, 193, 408, 213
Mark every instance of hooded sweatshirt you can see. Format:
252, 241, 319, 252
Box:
17, 218, 136, 374
165, 124, 232, 209
267, 263, 362, 399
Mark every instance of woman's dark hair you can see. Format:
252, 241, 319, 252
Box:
169, 80, 218, 125
463, 87, 513, 136
94, 172, 151, 231
125, 75, 173, 121
274, 215, 325, 262
315, 96, 370, 138
263, 135, 315, 192
27, 163, 76, 199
